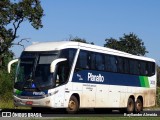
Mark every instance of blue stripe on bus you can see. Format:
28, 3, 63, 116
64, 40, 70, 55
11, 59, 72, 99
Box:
16, 90, 48, 96
72, 70, 141, 87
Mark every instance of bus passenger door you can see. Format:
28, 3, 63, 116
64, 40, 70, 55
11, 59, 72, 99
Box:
81, 84, 96, 107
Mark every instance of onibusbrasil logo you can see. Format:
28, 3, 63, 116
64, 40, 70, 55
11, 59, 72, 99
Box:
1, 112, 42, 117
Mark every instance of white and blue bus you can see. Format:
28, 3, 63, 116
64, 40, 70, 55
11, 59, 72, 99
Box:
8, 41, 156, 113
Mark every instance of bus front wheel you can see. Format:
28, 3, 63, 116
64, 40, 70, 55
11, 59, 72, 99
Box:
127, 98, 135, 113
66, 95, 79, 114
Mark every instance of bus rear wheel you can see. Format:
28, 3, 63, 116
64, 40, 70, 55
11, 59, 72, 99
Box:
66, 95, 79, 114
135, 98, 143, 113
127, 98, 135, 113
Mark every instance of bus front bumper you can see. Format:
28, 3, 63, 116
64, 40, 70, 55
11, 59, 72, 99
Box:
14, 95, 54, 108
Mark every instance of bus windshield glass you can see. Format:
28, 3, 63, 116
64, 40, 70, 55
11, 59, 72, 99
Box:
15, 51, 59, 91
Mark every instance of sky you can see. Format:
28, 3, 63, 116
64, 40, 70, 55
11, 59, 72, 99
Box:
11, 0, 160, 64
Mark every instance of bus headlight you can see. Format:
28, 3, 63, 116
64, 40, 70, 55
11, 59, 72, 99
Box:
45, 90, 59, 97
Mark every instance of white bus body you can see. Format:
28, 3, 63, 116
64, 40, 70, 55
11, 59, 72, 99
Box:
8, 41, 156, 113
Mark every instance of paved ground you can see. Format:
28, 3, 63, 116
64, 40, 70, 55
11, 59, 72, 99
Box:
0, 108, 160, 119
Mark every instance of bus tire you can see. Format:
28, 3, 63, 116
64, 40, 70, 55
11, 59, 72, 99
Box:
135, 98, 143, 113
127, 98, 135, 113
66, 95, 79, 114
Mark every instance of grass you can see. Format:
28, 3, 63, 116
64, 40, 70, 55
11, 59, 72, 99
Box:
0, 100, 14, 109
0, 99, 31, 109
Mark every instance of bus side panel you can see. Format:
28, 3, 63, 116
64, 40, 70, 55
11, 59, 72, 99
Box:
119, 86, 128, 108
144, 75, 157, 107
125, 86, 156, 108
81, 83, 96, 108
95, 85, 128, 108
52, 85, 66, 108
142, 88, 156, 107
95, 84, 109, 107
105, 85, 128, 108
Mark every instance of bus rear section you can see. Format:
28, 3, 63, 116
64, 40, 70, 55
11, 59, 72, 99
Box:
70, 47, 156, 113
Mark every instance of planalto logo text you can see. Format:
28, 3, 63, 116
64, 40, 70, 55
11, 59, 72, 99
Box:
88, 73, 104, 83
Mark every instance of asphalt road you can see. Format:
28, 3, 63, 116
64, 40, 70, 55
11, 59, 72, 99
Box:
0, 108, 160, 118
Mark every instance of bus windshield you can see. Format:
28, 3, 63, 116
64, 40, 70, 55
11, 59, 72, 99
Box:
15, 51, 59, 91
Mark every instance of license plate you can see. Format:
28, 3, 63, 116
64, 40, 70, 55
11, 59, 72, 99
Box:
26, 101, 33, 105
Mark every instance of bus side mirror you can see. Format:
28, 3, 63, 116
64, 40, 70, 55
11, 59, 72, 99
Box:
50, 58, 67, 73
8, 59, 19, 73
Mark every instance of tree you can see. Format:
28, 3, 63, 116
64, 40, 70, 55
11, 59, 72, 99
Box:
68, 36, 94, 45
157, 65, 160, 87
0, 0, 44, 102
104, 37, 121, 50
104, 33, 148, 56
0, 0, 44, 67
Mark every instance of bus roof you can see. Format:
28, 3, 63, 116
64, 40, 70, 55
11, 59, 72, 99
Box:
24, 41, 155, 62
25, 41, 78, 51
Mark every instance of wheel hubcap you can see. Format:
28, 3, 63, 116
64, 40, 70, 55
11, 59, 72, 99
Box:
129, 102, 133, 111
68, 100, 76, 110
136, 102, 142, 111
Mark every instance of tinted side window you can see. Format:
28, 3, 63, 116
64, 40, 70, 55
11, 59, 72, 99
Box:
140, 61, 147, 75
117, 57, 124, 73
130, 60, 139, 75
59, 48, 77, 82
105, 55, 111, 71
124, 58, 130, 74
90, 52, 96, 70
110, 55, 117, 72
105, 55, 117, 72
60, 48, 77, 66
95, 53, 105, 70
147, 62, 155, 76
76, 50, 89, 69
69, 49, 77, 67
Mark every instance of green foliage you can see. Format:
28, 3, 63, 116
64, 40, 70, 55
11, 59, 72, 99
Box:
0, 50, 14, 68
156, 87, 160, 106
0, 99, 31, 109
0, 100, 14, 109
0, 0, 44, 108
0, 0, 44, 65
0, 49, 16, 101
104, 33, 148, 56
104, 37, 120, 50
0, 51, 16, 99
69, 36, 94, 45
0, 68, 14, 100
157, 65, 160, 87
